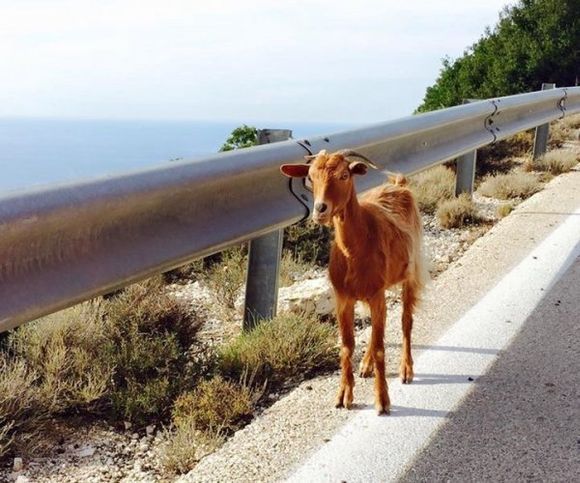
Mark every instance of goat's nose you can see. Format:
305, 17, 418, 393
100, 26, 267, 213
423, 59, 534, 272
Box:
314, 202, 328, 213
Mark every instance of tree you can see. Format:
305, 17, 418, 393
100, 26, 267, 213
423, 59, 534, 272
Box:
219, 125, 258, 151
417, 0, 579, 112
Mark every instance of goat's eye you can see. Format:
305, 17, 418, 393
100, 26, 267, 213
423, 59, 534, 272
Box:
340, 172, 349, 180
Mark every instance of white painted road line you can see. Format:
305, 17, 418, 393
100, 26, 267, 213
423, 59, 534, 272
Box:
287, 207, 580, 483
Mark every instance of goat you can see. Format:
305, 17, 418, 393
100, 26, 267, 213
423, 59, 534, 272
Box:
280, 149, 427, 414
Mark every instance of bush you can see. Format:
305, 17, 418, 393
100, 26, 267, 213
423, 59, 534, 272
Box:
525, 149, 578, 175
409, 165, 455, 214
218, 313, 338, 390
172, 376, 253, 433
477, 172, 543, 200
0, 277, 205, 457
0, 303, 111, 457
102, 277, 203, 424
436, 194, 482, 228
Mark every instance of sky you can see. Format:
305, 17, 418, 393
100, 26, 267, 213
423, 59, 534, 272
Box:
0, 0, 514, 124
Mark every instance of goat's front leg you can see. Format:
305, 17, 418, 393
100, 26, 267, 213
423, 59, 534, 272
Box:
335, 295, 356, 409
369, 292, 390, 415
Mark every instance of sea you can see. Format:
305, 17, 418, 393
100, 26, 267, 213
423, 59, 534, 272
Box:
0, 118, 353, 193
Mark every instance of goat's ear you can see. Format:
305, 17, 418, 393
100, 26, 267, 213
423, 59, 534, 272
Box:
280, 163, 310, 178
349, 162, 368, 176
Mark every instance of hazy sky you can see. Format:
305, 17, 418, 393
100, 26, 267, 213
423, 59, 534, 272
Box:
1, 0, 514, 123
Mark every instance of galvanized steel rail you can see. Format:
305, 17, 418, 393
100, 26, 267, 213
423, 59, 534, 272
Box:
1, 87, 579, 332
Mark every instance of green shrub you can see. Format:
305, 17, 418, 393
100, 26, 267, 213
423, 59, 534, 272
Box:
409, 165, 455, 214
436, 194, 482, 228
219, 313, 338, 389
284, 220, 332, 266
496, 203, 514, 218
172, 376, 253, 433
477, 172, 542, 200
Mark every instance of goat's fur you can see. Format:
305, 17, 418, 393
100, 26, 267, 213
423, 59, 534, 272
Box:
281, 150, 427, 414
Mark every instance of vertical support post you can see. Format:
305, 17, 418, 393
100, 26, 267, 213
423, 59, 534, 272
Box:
455, 150, 477, 197
243, 129, 292, 330
455, 99, 477, 197
532, 82, 556, 160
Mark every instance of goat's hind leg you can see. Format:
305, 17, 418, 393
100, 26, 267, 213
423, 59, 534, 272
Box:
369, 292, 390, 415
336, 296, 356, 409
400, 281, 417, 384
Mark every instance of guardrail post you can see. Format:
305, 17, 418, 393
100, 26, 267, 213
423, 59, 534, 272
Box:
243, 129, 292, 330
532, 83, 556, 160
455, 99, 477, 197
455, 150, 477, 197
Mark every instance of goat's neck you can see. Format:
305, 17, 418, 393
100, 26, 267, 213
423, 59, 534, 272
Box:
333, 189, 365, 258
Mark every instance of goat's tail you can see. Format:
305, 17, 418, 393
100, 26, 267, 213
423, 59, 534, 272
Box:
406, 190, 430, 306
388, 174, 408, 187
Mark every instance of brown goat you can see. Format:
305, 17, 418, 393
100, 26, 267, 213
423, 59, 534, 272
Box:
281, 149, 427, 414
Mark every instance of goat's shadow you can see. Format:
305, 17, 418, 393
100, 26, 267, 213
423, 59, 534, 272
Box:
349, 403, 448, 418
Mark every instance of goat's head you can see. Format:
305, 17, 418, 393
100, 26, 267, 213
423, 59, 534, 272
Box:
280, 149, 377, 225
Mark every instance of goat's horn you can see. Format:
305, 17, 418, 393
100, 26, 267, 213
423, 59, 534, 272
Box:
337, 150, 379, 169
304, 154, 317, 161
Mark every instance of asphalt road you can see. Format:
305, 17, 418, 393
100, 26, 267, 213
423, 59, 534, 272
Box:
289, 206, 580, 482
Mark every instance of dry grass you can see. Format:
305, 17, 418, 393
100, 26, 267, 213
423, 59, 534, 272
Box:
477, 172, 543, 200
524, 149, 578, 175
205, 247, 247, 311
172, 376, 254, 433
279, 251, 311, 287
159, 422, 223, 475
219, 312, 338, 390
409, 165, 455, 214
560, 113, 580, 130
436, 194, 482, 229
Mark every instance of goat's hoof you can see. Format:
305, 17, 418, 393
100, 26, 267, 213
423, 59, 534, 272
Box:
375, 391, 391, 415
335, 386, 354, 409
400, 364, 414, 384
358, 360, 374, 378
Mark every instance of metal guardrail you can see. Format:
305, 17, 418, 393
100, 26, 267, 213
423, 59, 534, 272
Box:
1, 86, 579, 333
